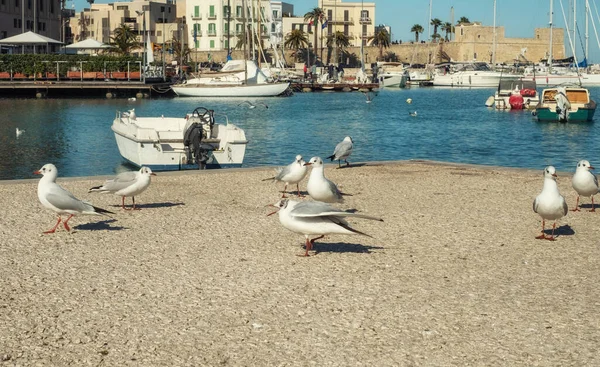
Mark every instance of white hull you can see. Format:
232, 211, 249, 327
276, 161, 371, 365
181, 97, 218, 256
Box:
172, 82, 290, 97
523, 73, 600, 87
111, 112, 247, 170
433, 72, 521, 87
378, 73, 405, 88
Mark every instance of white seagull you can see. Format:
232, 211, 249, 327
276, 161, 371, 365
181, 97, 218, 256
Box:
238, 100, 269, 109
571, 159, 599, 212
533, 166, 569, 241
304, 156, 346, 203
268, 199, 383, 256
89, 166, 156, 210
326, 136, 353, 168
262, 155, 308, 197
16, 128, 24, 138
409, 111, 418, 117
35, 163, 114, 234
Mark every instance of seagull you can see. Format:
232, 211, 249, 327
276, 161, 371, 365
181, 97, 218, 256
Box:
409, 111, 417, 117
571, 160, 599, 212
362, 91, 378, 103
262, 155, 308, 197
304, 156, 345, 203
326, 136, 353, 168
238, 100, 269, 109
89, 166, 156, 210
533, 166, 569, 241
267, 199, 383, 256
123, 108, 136, 119
406, 98, 413, 104
16, 128, 24, 138
128, 97, 137, 101
34, 163, 114, 234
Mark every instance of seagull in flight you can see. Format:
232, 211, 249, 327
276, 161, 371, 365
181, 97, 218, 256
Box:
238, 100, 269, 109
362, 91, 378, 104
409, 111, 417, 117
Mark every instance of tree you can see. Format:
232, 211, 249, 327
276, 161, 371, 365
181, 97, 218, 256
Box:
457, 16, 470, 25
304, 7, 325, 62
441, 22, 453, 41
168, 35, 191, 64
110, 24, 139, 55
326, 31, 350, 63
430, 18, 442, 37
284, 29, 309, 63
369, 29, 390, 61
410, 24, 424, 42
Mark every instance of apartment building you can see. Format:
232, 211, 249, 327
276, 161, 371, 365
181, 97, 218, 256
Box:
319, 0, 375, 47
0, 0, 62, 45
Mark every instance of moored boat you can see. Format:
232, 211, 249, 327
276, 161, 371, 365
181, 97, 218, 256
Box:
111, 107, 248, 170
534, 86, 596, 123
493, 79, 540, 110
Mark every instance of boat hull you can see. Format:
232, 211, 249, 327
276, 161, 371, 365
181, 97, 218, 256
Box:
172, 82, 290, 97
535, 107, 596, 123
434, 73, 521, 88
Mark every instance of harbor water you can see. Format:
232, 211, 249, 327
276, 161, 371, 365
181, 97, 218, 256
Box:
0, 87, 599, 181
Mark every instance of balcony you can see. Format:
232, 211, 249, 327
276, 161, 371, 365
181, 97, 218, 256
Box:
359, 17, 371, 24
191, 30, 202, 37
328, 17, 353, 25
207, 13, 217, 20
191, 13, 202, 20
207, 29, 217, 36
361, 32, 373, 39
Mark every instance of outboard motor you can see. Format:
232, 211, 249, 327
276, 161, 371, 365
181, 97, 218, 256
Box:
554, 87, 571, 122
183, 107, 215, 169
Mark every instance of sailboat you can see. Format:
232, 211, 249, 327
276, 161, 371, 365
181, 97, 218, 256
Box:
533, 0, 596, 122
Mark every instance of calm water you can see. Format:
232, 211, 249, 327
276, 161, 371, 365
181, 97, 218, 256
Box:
1, 87, 599, 180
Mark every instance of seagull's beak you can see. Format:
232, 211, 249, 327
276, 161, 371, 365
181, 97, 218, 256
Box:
589, 166, 595, 170
151, 173, 157, 176
303, 162, 312, 166
33, 170, 41, 175
266, 203, 279, 216
552, 173, 558, 178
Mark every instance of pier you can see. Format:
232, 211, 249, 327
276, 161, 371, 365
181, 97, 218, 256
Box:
291, 82, 379, 92
0, 80, 173, 98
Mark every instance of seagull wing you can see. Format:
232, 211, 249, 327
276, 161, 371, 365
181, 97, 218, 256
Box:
532, 197, 539, 213
333, 140, 352, 159
291, 201, 383, 221
46, 185, 93, 213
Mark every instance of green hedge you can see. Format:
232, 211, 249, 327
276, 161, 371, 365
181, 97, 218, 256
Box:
0, 55, 142, 75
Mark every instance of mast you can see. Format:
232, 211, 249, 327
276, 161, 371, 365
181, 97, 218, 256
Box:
549, 0, 553, 73
257, 0, 261, 67
428, 0, 432, 41
360, 0, 364, 70
243, 0, 248, 82
492, 0, 497, 65
586, 0, 589, 62
573, 0, 577, 57
334, 0, 337, 64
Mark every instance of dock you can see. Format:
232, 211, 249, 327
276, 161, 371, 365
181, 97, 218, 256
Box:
0, 80, 174, 98
291, 82, 379, 92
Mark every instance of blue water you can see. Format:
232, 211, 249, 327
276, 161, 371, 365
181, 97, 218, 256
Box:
1, 87, 599, 180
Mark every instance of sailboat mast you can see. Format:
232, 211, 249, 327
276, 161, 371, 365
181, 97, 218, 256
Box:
428, 0, 432, 41
586, 0, 590, 62
549, 0, 553, 73
243, 0, 248, 82
492, 0, 497, 66
573, 0, 577, 57
257, 0, 261, 67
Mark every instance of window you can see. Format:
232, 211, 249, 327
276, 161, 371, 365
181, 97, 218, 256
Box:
18, 19, 21, 28
168, 7, 170, 13
224, 40, 228, 49
210, 40, 214, 48
194, 6, 199, 17
223, 5, 230, 17
328, 24, 332, 35
236, 24, 243, 33
15, 0, 18, 7
344, 24, 348, 36
271, 23, 275, 32
273, 10, 278, 19
50, 0, 53, 13
160, 6, 164, 12
327, 9, 332, 20
361, 10, 369, 18
195, 40, 199, 48
473, 52, 477, 59
306, 24, 310, 33
157, 30, 162, 36
460, 28, 463, 36
14, 18, 17, 28
236, 6, 242, 17
27, 0, 30, 10
344, 10, 349, 21
224, 23, 228, 32
209, 5, 215, 17
208, 23, 216, 35
117, 5, 128, 10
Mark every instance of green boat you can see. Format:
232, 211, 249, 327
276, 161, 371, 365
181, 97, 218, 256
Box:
534, 86, 596, 123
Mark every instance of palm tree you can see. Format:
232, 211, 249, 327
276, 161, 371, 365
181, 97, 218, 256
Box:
326, 31, 350, 63
410, 24, 424, 42
111, 24, 139, 55
441, 22, 453, 41
284, 29, 309, 63
304, 7, 325, 61
430, 18, 442, 37
369, 29, 390, 61
169, 35, 191, 64
234, 31, 260, 50
457, 16, 470, 25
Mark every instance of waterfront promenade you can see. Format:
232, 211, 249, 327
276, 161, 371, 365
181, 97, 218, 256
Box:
1, 161, 598, 365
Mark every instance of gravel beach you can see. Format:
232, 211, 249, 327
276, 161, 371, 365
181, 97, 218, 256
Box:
1, 160, 599, 366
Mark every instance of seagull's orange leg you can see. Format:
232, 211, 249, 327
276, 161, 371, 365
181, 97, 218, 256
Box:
281, 183, 288, 198
535, 220, 547, 239
590, 196, 595, 212
62, 214, 74, 232
546, 222, 557, 241
44, 216, 62, 234
132, 197, 140, 210
571, 196, 581, 211
296, 184, 304, 197
121, 196, 128, 210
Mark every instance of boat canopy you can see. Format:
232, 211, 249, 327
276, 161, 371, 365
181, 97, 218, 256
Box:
498, 79, 537, 91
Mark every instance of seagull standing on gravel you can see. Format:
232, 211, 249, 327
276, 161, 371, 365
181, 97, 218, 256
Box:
262, 155, 308, 197
89, 167, 156, 210
326, 136, 353, 168
238, 100, 269, 109
35, 163, 114, 233
305, 157, 345, 203
268, 199, 383, 256
533, 166, 568, 241
571, 160, 599, 212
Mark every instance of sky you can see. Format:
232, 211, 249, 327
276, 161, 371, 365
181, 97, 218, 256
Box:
70, 0, 600, 62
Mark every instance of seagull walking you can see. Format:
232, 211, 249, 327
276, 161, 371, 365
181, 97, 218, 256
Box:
89, 166, 156, 210
571, 160, 599, 212
16, 128, 24, 138
533, 166, 568, 240
268, 199, 383, 256
326, 136, 353, 168
238, 100, 269, 109
35, 164, 114, 234
305, 157, 346, 203
262, 155, 308, 197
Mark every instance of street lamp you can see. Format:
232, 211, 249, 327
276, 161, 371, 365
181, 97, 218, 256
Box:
136, 10, 146, 83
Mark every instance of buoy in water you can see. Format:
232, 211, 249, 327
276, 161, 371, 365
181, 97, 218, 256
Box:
406, 98, 412, 104
485, 95, 495, 107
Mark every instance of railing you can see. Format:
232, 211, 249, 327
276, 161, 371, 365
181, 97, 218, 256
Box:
191, 13, 202, 20
207, 13, 217, 19
359, 17, 371, 24
327, 17, 354, 24
207, 29, 217, 36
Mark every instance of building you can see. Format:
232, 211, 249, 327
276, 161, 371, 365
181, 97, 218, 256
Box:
0, 0, 62, 51
269, 1, 292, 50
374, 24, 391, 43
318, 0, 375, 47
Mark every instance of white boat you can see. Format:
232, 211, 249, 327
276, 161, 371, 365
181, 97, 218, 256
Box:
433, 62, 521, 87
111, 107, 248, 170
493, 79, 540, 110
172, 60, 290, 97
376, 62, 407, 88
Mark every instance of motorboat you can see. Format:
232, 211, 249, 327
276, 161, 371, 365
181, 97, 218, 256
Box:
492, 79, 540, 110
375, 62, 407, 88
432, 62, 521, 88
171, 60, 290, 97
534, 86, 596, 123
111, 107, 248, 170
